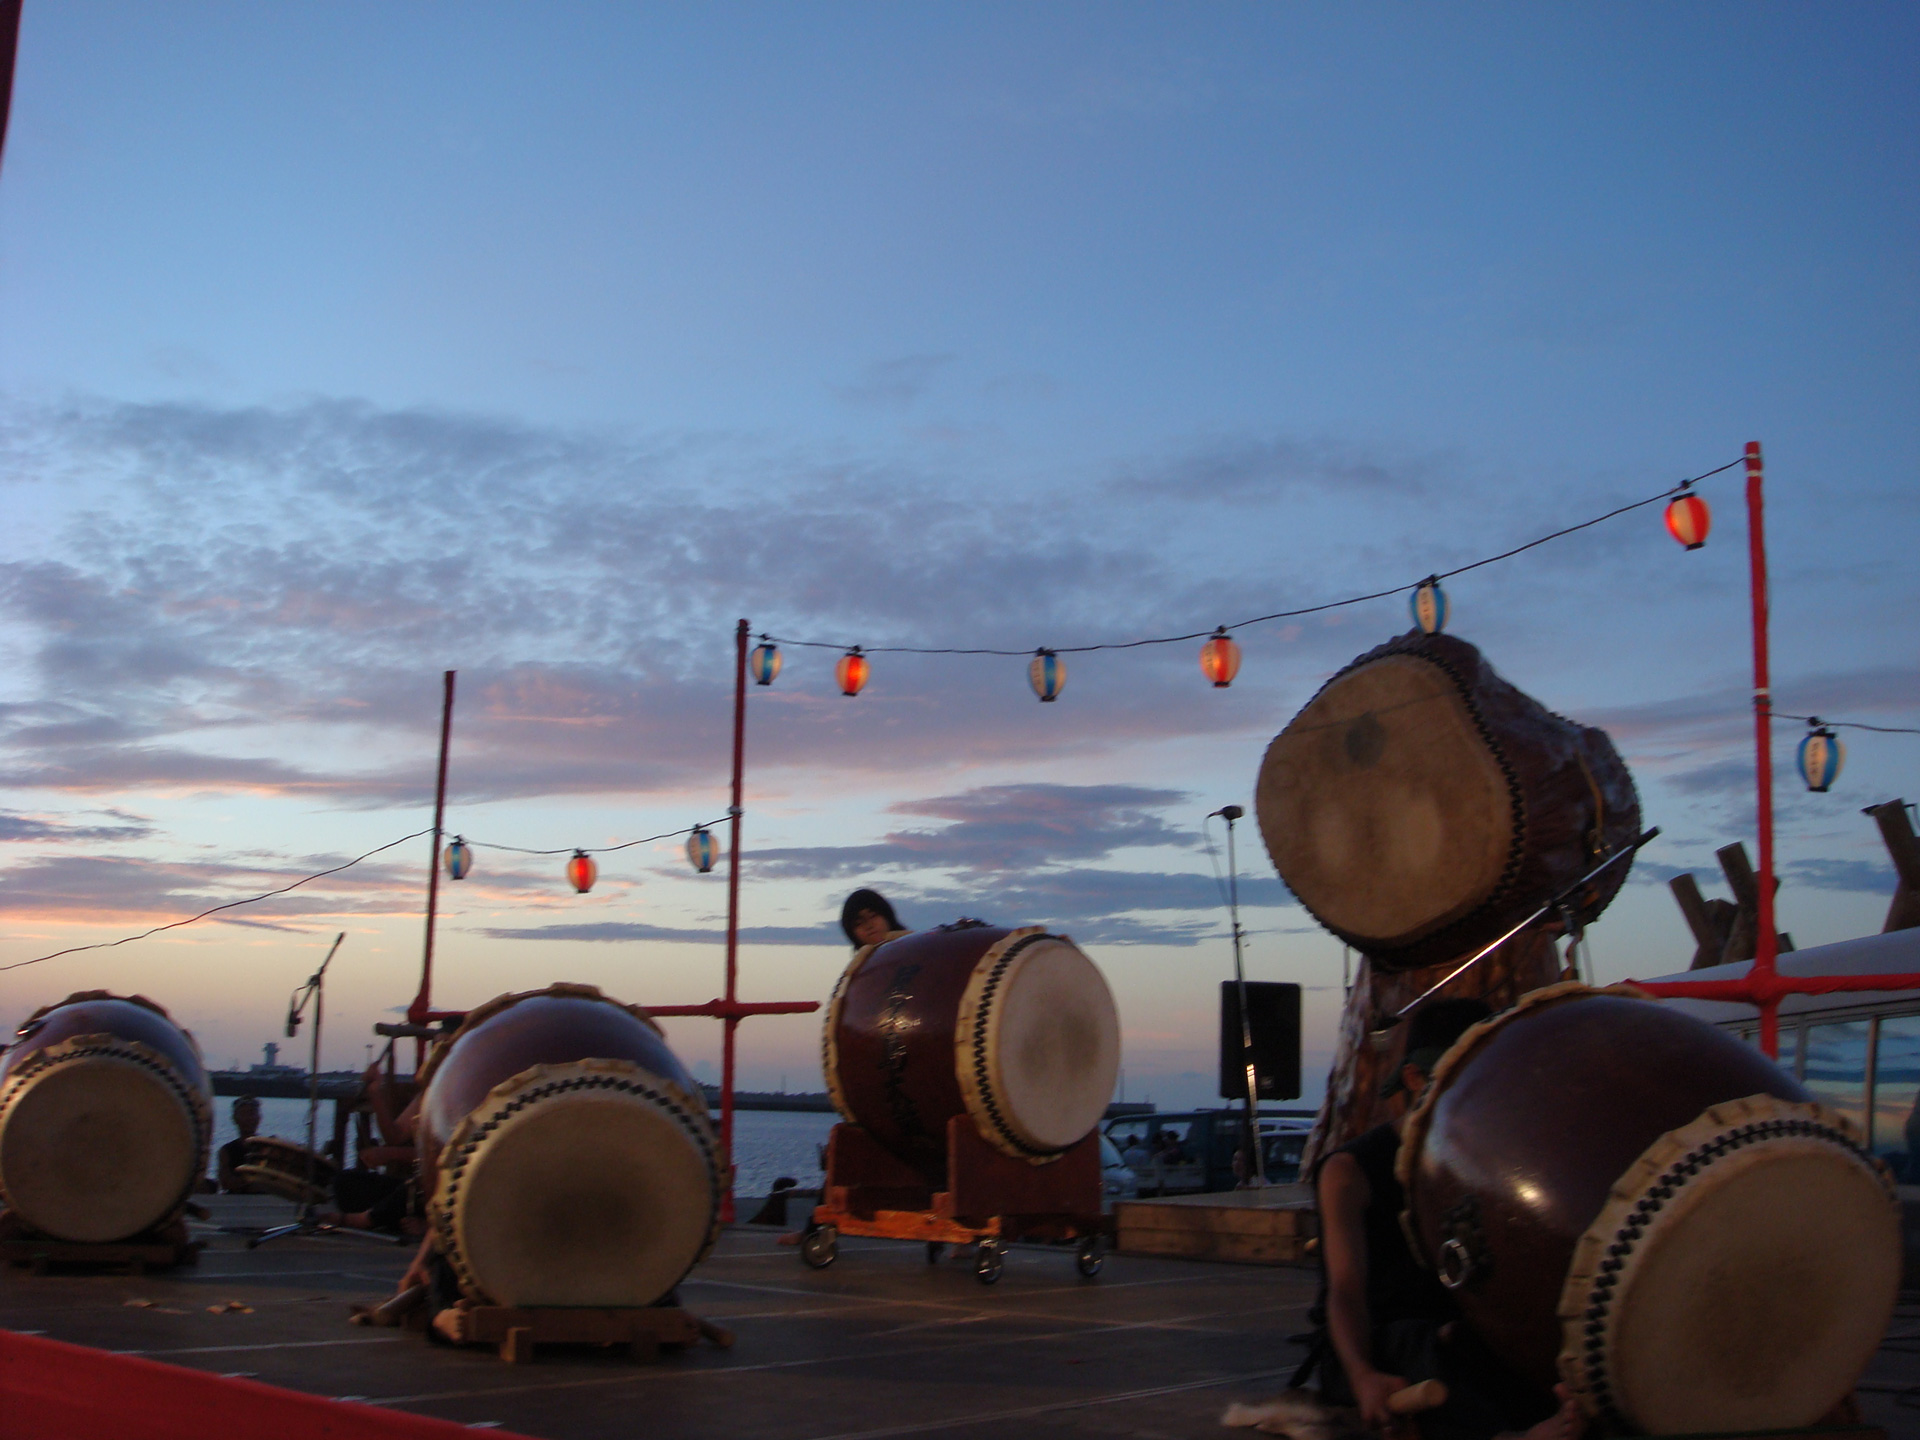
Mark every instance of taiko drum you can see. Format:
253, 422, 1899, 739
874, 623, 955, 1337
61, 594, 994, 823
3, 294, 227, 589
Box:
0, 991, 212, 1243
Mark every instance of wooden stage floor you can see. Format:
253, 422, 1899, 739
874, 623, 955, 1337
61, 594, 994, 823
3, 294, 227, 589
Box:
1, 1195, 1914, 1439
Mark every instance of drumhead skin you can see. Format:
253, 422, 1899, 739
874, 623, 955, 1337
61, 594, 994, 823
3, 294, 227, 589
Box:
0, 994, 211, 1243
421, 985, 721, 1307
1561, 1095, 1898, 1433
437, 1060, 721, 1308
826, 923, 1121, 1175
1399, 984, 1898, 1428
1256, 633, 1640, 973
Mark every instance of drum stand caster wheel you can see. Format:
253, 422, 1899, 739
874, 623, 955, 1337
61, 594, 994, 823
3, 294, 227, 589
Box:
1075, 1236, 1103, 1278
973, 1240, 1005, 1285
800, 1224, 838, 1269
925, 1242, 944, 1263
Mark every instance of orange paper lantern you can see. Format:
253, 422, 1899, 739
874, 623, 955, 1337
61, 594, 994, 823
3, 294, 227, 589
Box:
1664, 491, 1710, 550
1199, 627, 1241, 688
836, 647, 869, 697
566, 850, 597, 893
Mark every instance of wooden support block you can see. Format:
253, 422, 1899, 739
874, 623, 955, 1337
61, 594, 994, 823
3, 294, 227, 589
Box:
439, 1304, 719, 1364
500, 1326, 532, 1365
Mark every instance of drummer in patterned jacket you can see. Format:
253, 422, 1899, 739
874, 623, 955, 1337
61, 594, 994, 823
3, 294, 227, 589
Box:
1311, 998, 1584, 1440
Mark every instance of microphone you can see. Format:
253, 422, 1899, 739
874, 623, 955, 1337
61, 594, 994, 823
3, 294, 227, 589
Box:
285, 1010, 300, 1038
1212, 805, 1245, 821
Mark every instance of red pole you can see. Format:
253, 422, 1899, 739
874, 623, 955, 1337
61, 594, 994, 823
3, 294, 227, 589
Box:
720, 620, 748, 1222
1745, 443, 1780, 1058
410, 671, 456, 1043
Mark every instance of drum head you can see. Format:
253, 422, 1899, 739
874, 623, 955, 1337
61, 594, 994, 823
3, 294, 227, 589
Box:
0, 1051, 200, 1242
439, 1064, 719, 1308
1257, 652, 1515, 950
1561, 1096, 1899, 1431
958, 932, 1120, 1157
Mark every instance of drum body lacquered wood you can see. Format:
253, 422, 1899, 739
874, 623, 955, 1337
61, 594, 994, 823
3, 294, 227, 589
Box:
1398, 985, 1900, 1432
0, 992, 212, 1242
419, 984, 721, 1308
1256, 632, 1640, 973
824, 922, 1121, 1182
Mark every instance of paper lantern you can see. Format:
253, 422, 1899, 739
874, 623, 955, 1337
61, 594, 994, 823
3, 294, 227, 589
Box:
750, 637, 782, 686
566, 850, 597, 893
1410, 577, 1447, 635
1199, 627, 1241, 688
1665, 491, 1711, 550
443, 836, 472, 880
1028, 649, 1065, 703
837, 647, 869, 697
686, 825, 716, 874
1797, 722, 1844, 793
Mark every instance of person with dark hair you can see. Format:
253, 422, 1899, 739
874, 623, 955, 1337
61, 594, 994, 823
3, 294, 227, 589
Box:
840, 889, 907, 949
216, 1096, 263, 1193
1306, 997, 1583, 1440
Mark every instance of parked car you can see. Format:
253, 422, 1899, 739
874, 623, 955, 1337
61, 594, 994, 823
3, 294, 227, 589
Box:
1098, 1131, 1139, 1212
1103, 1108, 1316, 1195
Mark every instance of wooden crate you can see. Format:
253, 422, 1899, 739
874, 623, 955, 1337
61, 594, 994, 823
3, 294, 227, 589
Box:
1114, 1187, 1317, 1266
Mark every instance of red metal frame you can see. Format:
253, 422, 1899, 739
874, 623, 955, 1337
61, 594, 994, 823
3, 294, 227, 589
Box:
1635, 444, 1920, 1039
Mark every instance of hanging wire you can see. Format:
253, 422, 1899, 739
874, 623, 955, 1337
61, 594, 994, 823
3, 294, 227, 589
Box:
0, 828, 433, 974
1773, 713, 1920, 736
464, 816, 733, 856
1, 815, 737, 974
763, 458, 1746, 657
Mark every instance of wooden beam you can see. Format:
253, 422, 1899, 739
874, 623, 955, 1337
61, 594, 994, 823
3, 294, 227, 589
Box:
1865, 799, 1920, 932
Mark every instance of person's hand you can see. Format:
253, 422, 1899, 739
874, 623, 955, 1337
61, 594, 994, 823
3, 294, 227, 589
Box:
1351, 1368, 1411, 1431
398, 1239, 433, 1293
1518, 1385, 1585, 1440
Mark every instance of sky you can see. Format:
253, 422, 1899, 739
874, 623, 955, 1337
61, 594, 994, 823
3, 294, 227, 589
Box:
0, 2, 1914, 1110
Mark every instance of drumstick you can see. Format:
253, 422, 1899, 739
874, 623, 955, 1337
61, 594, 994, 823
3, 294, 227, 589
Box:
1387, 1380, 1447, 1414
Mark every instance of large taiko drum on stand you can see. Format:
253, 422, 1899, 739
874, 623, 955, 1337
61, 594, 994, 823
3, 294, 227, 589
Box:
418, 983, 722, 1308
0, 991, 212, 1243
1256, 632, 1641, 974
1398, 984, 1900, 1432
823, 921, 1121, 1180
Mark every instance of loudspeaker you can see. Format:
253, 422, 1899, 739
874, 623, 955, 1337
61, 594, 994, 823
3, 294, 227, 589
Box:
1219, 981, 1301, 1101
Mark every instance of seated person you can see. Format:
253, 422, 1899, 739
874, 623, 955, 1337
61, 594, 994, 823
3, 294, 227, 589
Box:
1308, 997, 1583, 1440
216, 1097, 264, 1193
1121, 1134, 1153, 1169
746, 1176, 800, 1227
321, 1060, 422, 1234
841, 889, 908, 949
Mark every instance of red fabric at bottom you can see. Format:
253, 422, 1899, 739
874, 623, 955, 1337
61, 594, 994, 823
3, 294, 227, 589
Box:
0, 1328, 538, 1439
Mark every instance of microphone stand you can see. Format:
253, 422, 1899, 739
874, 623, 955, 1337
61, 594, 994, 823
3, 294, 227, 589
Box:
251, 934, 404, 1249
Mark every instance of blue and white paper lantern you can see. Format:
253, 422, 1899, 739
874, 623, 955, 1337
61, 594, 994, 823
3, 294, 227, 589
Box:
686, 825, 717, 874
444, 836, 472, 880
1028, 649, 1065, 703
1411, 577, 1448, 636
750, 638, 782, 686
1797, 723, 1844, 793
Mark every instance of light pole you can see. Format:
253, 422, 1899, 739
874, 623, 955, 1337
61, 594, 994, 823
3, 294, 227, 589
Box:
1214, 805, 1265, 1186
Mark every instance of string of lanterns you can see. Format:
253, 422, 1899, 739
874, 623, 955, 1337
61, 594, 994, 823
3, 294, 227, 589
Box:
742, 469, 1905, 796
438, 816, 732, 894
749, 462, 1744, 706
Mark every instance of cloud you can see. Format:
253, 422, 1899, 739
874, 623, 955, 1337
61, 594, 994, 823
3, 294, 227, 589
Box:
475, 921, 840, 946
1781, 857, 1895, 894
0, 808, 153, 843
0, 851, 423, 923
831, 355, 954, 409
1110, 435, 1438, 503
749, 782, 1191, 879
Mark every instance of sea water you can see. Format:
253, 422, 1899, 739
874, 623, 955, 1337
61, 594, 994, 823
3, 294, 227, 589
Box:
209, 1098, 837, 1199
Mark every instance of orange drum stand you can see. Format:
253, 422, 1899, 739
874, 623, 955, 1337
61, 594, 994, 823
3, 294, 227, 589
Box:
800, 1117, 1111, 1284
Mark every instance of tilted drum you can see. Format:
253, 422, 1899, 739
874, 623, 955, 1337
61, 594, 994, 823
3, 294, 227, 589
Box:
1398, 984, 1900, 1433
237, 1135, 337, 1206
418, 983, 721, 1308
823, 921, 1121, 1181
0, 992, 212, 1243
1256, 632, 1641, 972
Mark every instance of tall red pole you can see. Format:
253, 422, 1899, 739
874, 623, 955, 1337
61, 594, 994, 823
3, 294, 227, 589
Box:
410, 671, 456, 1045
720, 620, 749, 1222
1745, 443, 1780, 1058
